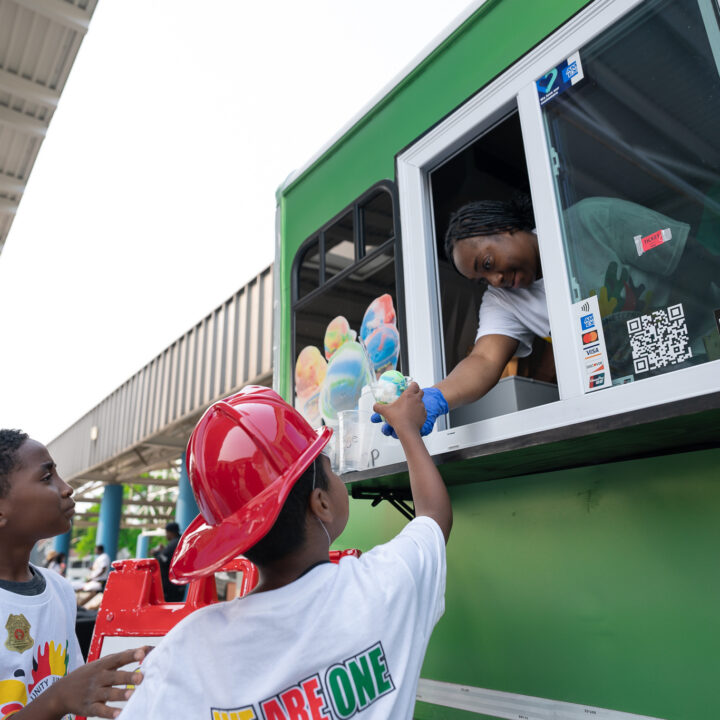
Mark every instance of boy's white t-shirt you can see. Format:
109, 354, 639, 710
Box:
0, 565, 83, 717
120, 516, 446, 720
476, 277, 550, 358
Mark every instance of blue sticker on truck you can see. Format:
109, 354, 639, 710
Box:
537, 52, 584, 106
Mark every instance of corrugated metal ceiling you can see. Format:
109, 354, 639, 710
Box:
0, 0, 97, 253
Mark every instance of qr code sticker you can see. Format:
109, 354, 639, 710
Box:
627, 303, 692, 373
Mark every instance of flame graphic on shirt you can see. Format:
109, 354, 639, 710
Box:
28, 641, 68, 695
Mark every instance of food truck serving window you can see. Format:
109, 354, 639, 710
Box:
389, 0, 720, 477
541, 0, 720, 386
291, 183, 406, 438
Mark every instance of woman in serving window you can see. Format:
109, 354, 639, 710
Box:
373, 194, 718, 436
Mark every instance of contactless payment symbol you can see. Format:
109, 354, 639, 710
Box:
537, 51, 584, 106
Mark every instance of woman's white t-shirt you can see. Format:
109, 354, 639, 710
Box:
475, 277, 550, 358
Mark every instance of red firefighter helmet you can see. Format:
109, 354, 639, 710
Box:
170, 385, 332, 582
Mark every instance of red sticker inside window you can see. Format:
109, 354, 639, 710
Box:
634, 228, 671, 256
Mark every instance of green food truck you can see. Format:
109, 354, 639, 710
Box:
273, 0, 720, 718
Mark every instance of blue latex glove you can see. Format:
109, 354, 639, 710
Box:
370, 386, 449, 438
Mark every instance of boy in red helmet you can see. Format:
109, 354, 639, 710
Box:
120, 383, 451, 720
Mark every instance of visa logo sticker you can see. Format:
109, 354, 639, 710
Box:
537, 51, 584, 106
583, 343, 601, 359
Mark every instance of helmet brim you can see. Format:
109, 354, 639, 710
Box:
169, 424, 332, 582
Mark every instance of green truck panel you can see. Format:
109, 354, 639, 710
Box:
277, 0, 591, 398
338, 447, 720, 719
279, 1, 720, 717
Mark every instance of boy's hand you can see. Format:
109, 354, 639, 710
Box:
47, 646, 152, 719
371, 385, 448, 438
372, 382, 427, 437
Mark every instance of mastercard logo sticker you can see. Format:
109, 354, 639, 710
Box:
582, 330, 598, 344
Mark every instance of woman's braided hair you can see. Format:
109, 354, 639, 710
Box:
0, 429, 28, 497
444, 194, 535, 269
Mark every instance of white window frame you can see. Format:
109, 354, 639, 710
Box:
392, 0, 720, 464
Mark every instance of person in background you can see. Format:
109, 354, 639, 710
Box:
152, 522, 184, 602
45, 550, 66, 576
83, 544, 110, 593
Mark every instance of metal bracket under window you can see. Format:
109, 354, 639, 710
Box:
351, 488, 416, 521
571, 276, 581, 302
550, 146, 561, 178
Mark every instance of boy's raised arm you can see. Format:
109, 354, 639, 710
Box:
374, 383, 452, 542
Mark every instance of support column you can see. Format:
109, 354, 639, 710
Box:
54, 530, 71, 556
175, 452, 199, 532
136, 534, 150, 559
96, 483, 123, 561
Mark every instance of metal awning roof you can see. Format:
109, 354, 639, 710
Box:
48, 265, 274, 529
0, 0, 97, 253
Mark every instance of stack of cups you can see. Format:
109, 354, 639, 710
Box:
338, 406, 372, 475
337, 372, 411, 476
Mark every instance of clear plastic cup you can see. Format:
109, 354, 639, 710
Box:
324, 423, 339, 473
338, 409, 372, 475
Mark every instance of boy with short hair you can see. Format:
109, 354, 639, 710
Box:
0, 429, 149, 719
120, 383, 451, 720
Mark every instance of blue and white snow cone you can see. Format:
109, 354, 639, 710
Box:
372, 370, 409, 404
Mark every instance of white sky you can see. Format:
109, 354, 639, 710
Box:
0, 0, 471, 443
